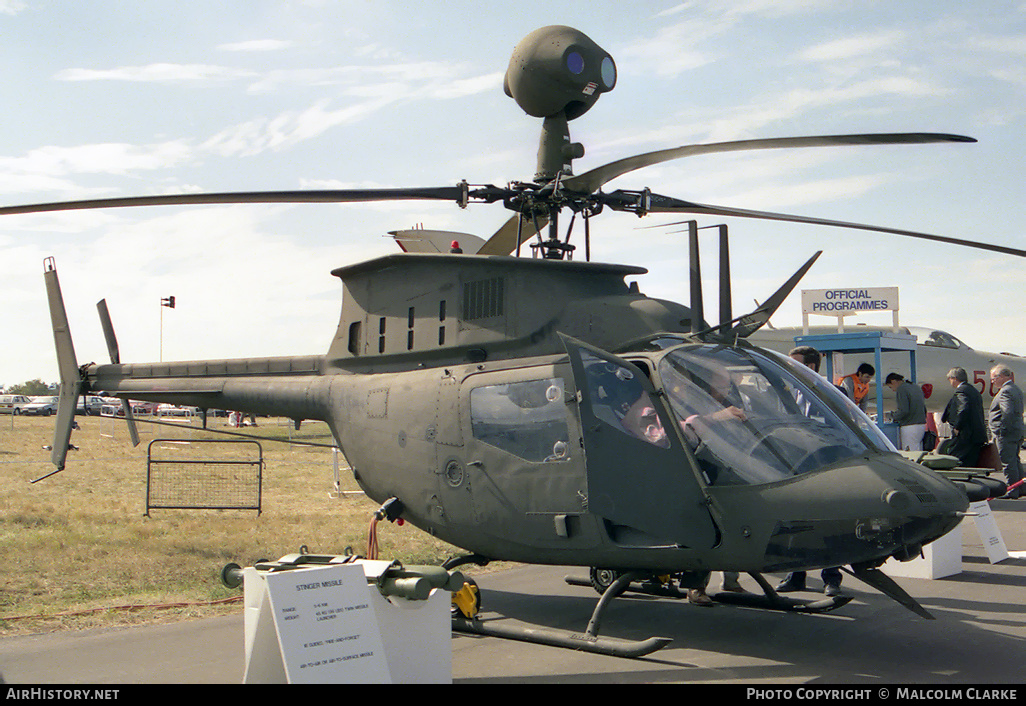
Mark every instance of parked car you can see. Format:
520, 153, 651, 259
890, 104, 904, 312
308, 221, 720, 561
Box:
0, 395, 32, 415
21, 396, 60, 416
76, 395, 106, 416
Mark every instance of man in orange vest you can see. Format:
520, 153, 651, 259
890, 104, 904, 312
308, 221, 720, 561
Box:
836, 363, 875, 411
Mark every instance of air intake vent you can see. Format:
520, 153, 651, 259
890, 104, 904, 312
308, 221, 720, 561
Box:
897, 478, 938, 505
462, 277, 505, 320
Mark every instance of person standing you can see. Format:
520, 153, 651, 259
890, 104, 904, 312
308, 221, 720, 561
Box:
988, 365, 1024, 499
836, 363, 875, 411
885, 373, 927, 451
941, 367, 987, 468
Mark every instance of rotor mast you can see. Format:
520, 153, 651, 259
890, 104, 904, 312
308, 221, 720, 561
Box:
504, 25, 616, 260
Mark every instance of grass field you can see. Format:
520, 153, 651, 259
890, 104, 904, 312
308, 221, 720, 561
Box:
0, 413, 463, 635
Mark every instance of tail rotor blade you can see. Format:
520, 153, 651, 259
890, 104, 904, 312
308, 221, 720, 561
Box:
97, 299, 120, 365
96, 300, 140, 447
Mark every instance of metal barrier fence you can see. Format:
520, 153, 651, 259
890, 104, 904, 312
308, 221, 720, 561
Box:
146, 438, 263, 515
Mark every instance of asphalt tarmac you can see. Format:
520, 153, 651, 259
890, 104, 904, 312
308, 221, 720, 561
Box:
1, 500, 1024, 685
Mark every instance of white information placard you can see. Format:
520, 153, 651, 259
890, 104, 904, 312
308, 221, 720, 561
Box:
264, 563, 391, 683
968, 499, 1009, 564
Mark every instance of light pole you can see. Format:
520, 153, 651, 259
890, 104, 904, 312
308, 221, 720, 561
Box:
160, 295, 175, 361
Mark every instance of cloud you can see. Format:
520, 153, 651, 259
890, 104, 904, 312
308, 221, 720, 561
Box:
798, 31, 906, 63
615, 18, 726, 78
967, 34, 1026, 55
201, 98, 395, 156
56, 64, 257, 83
218, 39, 294, 52
0, 0, 25, 15
3, 142, 194, 176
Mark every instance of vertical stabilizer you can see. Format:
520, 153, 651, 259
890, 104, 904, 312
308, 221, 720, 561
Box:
42, 257, 81, 473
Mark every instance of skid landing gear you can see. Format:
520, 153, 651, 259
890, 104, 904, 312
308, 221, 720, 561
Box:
447, 560, 672, 659
566, 570, 853, 615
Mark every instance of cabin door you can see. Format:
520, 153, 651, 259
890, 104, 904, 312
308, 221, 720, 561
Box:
562, 335, 718, 549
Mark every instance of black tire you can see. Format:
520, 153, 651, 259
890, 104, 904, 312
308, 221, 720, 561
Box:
589, 567, 623, 595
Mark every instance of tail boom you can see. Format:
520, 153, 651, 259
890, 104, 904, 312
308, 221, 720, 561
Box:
84, 355, 335, 424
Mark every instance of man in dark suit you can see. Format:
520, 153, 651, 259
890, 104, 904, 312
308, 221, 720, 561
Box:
941, 367, 987, 468
988, 365, 1024, 499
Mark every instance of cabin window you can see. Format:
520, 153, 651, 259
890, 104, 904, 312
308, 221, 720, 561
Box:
470, 378, 571, 462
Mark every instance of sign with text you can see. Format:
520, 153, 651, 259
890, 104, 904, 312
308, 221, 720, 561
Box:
264, 563, 391, 683
801, 287, 899, 317
967, 499, 1009, 564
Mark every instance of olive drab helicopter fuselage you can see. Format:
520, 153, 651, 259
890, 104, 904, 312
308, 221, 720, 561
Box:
77, 251, 965, 575
16, 24, 1024, 657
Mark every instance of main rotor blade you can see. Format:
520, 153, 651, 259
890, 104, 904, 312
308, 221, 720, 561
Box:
563, 133, 976, 194
477, 213, 549, 256
613, 192, 1026, 258
0, 186, 470, 217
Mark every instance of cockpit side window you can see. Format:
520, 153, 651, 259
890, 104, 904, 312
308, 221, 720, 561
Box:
470, 378, 572, 462
923, 331, 960, 349
579, 349, 670, 448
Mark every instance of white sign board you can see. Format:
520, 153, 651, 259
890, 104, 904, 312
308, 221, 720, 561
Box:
801, 287, 899, 332
801, 287, 898, 316
252, 563, 391, 683
242, 562, 452, 684
967, 499, 1010, 564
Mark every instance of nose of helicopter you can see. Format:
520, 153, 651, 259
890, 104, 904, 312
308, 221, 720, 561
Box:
747, 454, 970, 571
874, 454, 969, 546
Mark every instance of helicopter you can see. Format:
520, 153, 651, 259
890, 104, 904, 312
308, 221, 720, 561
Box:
10, 25, 1026, 658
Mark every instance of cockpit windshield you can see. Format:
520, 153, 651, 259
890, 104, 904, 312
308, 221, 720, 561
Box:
656, 344, 894, 486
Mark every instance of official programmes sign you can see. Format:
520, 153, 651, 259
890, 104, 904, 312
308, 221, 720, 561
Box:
801, 287, 898, 316
801, 287, 900, 332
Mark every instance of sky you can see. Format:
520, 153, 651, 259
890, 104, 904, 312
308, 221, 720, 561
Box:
1, 0, 1025, 387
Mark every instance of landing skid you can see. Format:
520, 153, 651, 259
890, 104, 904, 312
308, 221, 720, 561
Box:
449, 566, 673, 659
564, 571, 853, 615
